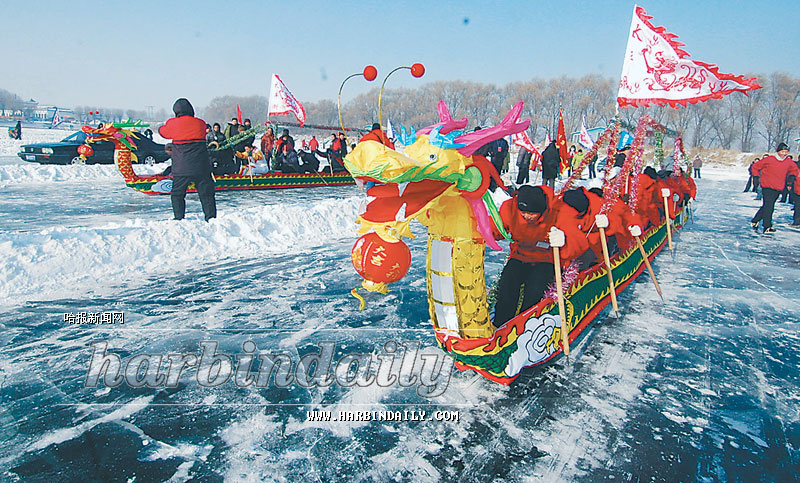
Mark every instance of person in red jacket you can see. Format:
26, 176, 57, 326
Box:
359, 123, 395, 149
561, 188, 601, 266
308, 135, 319, 152
492, 185, 589, 326
633, 167, 661, 228
158, 98, 216, 221
751, 143, 799, 233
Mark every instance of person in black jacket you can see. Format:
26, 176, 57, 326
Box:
541, 140, 559, 188
515, 148, 532, 184
242, 118, 255, 148
158, 98, 216, 221
492, 137, 509, 175
279, 143, 301, 173
13, 120, 22, 140
223, 118, 239, 139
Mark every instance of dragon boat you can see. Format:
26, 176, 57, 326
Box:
80, 123, 355, 194
346, 101, 693, 384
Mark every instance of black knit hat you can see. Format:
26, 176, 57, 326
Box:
372, 122, 381, 131
516, 185, 547, 214
562, 189, 589, 215
777, 142, 789, 152
172, 98, 194, 117
588, 187, 604, 198
644, 166, 658, 180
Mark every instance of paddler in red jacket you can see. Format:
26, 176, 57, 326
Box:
561, 188, 602, 266
633, 167, 661, 228
751, 142, 799, 233
492, 185, 589, 326
359, 122, 395, 149
586, 187, 642, 255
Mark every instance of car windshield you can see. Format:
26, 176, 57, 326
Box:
61, 132, 88, 143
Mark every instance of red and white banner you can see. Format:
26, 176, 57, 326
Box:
512, 130, 542, 170
617, 5, 760, 108
512, 130, 536, 152
268, 74, 306, 126
578, 116, 594, 150
50, 108, 62, 129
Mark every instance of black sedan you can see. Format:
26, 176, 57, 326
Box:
18, 130, 171, 165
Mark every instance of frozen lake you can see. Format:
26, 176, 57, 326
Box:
0, 149, 798, 481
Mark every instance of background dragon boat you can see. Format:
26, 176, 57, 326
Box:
346, 101, 694, 384
80, 122, 355, 195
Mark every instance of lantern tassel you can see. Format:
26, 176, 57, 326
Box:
351, 287, 366, 311
361, 280, 389, 294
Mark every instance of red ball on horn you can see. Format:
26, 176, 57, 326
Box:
410, 63, 425, 78
363, 65, 377, 81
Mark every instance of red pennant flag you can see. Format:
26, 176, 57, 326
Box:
236, 104, 242, 124
617, 5, 760, 108
512, 130, 542, 170
556, 109, 569, 174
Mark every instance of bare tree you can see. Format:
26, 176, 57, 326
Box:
759, 72, 800, 150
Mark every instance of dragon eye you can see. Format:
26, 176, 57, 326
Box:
429, 153, 438, 162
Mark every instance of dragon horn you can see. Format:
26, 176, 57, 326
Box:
437, 100, 452, 122
418, 100, 469, 135
454, 101, 530, 157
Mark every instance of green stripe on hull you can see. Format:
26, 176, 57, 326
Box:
126, 173, 355, 194
448, 218, 673, 376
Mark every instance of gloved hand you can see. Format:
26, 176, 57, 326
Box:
549, 227, 565, 247
595, 214, 609, 228
628, 225, 642, 237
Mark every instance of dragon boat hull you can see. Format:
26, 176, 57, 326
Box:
435, 208, 687, 385
124, 172, 355, 195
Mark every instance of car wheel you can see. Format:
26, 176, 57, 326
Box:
70, 156, 85, 165
143, 154, 157, 166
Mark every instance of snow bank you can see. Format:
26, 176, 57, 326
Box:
0, 127, 66, 156
0, 196, 362, 305
0, 162, 167, 187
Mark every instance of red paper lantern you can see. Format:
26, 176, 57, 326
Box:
351, 233, 411, 285
77, 144, 94, 157
363, 65, 377, 81
410, 63, 425, 78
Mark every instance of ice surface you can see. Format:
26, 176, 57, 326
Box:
0, 131, 798, 481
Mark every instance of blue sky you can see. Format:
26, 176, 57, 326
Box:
2, 0, 797, 112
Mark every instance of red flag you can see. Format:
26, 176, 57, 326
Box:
268, 74, 307, 127
617, 5, 760, 108
236, 104, 242, 124
556, 109, 569, 173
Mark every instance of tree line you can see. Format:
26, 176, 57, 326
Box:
214, 72, 795, 153
327, 73, 800, 152
5, 72, 798, 151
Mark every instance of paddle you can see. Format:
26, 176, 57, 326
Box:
630, 225, 664, 302
595, 214, 620, 317
661, 188, 673, 250
549, 227, 570, 356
